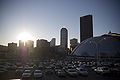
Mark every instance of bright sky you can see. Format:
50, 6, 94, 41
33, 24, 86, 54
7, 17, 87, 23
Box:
0, 0, 120, 47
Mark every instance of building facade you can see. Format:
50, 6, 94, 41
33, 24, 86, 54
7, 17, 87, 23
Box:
25, 40, 34, 48
50, 38, 56, 47
80, 15, 93, 42
60, 28, 68, 49
70, 38, 78, 51
0, 45, 8, 58
25, 40, 34, 57
36, 39, 50, 48
8, 42, 17, 49
19, 40, 24, 47
8, 42, 17, 58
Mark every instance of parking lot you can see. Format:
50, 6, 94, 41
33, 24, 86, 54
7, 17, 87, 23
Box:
0, 67, 119, 80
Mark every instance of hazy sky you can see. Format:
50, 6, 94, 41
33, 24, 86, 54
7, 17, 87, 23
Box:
0, 0, 120, 47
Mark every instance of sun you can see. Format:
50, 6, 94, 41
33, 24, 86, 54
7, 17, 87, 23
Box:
17, 32, 33, 42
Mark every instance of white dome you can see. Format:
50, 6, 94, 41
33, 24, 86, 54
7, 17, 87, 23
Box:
71, 36, 120, 57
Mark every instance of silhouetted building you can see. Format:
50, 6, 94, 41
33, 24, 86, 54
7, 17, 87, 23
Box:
80, 15, 93, 42
36, 39, 40, 48
102, 31, 120, 41
25, 40, 34, 48
70, 38, 78, 51
50, 38, 56, 47
25, 40, 34, 57
35, 39, 50, 59
60, 28, 68, 49
8, 42, 17, 58
0, 45, 8, 58
8, 42, 17, 49
19, 40, 24, 47
36, 39, 50, 48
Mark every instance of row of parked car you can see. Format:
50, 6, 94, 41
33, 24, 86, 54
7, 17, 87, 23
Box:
22, 69, 43, 80
0, 62, 17, 75
1, 60, 119, 79
14, 61, 89, 79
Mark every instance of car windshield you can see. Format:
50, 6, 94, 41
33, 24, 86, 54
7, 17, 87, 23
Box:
23, 73, 30, 76
35, 70, 41, 73
24, 70, 31, 73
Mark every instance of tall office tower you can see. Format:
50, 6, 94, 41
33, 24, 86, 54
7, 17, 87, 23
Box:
25, 40, 34, 48
60, 28, 68, 49
19, 40, 24, 47
25, 40, 34, 56
50, 38, 56, 47
70, 38, 78, 51
80, 15, 93, 42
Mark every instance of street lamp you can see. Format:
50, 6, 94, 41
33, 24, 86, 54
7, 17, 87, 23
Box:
89, 37, 106, 66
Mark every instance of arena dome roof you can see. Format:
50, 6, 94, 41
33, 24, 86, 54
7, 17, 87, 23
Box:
71, 35, 120, 57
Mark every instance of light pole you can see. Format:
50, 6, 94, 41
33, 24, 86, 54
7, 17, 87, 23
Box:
89, 37, 106, 66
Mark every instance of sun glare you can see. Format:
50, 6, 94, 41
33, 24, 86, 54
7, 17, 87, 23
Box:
17, 32, 33, 42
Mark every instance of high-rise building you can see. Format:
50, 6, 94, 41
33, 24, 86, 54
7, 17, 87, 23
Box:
25, 40, 34, 57
25, 40, 34, 48
36, 39, 50, 48
60, 28, 68, 49
50, 38, 56, 47
80, 15, 93, 42
19, 40, 24, 47
70, 38, 78, 51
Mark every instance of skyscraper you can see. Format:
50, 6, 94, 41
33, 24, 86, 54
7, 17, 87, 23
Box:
19, 40, 24, 47
60, 28, 68, 49
25, 40, 34, 57
25, 40, 34, 48
80, 15, 93, 42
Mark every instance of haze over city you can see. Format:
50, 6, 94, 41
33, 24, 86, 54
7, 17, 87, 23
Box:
0, 0, 120, 47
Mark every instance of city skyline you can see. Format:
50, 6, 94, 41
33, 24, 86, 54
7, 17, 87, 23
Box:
0, 0, 120, 47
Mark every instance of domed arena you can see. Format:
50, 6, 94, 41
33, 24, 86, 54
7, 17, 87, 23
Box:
71, 34, 120, 57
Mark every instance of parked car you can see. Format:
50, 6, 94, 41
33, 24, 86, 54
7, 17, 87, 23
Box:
91, 66, 97, 71
56, 69, 66, 77
95, 67, 110, 75
66, 69, 78, 77
110, 67, 120, 75
0, 68, 8, 75
22, 70, 32, 80
8, 65, 17, 70
34, 70, 43, 78
77, 68, 88, 76
15, 67, 24, 74
45, 67, 54, 74
38, 64, 44, 70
